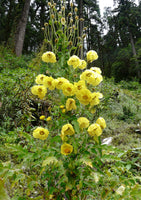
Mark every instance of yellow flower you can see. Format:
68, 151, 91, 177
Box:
80, 69, 93, 81
96, 92, 103, 99
86, 50, 98, 63
67, 55, 81, 69
78, 60, 87, 70
62, 109, 66, 113
61, 17, 66, 25
66, 98, 77, 111
42, 51, 56, 63
61, 143, 73, 155
62, 82, 75, 96
49, 195, 54, 200
55, 77, 69, 90
39, 115, 46, 120
76, 88, 92, 105
43, 76, 56, 90
96, 117, 106, 129
60, 105, 65, 109
90, 92, 100, 106
31, 85, 47, 99
33, 127, 49, 140
90, 108, 96, 114
77, 117, 89, 129
92, 73, 103, 86
46, 116, 52, 121
90, 67, 102, 74
74, 80, 86, 92
88, 123, 102, 137
80, 70, 103, 86
35, 74, 46, 84
61, 124, 75, 140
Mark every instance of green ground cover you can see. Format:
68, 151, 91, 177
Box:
0, 48, 141, 199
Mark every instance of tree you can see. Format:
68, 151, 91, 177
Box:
15, 0, 31, 56
102, 0, 141, 80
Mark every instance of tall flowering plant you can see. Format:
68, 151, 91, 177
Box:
29, 1, 106, 199
1, 2, 141, 199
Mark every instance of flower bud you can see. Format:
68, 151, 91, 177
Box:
80, 18, 84, 21
70, 3, 73, 7
74, 7, 78, 12
61, 17, 66, 25
51, 14, 55, 19
82, 34, 86, 38
75, 16, 79, 20
62, 6, 65, 10
48, 2, 51, 6
83, 27, 87, 31
70, 18, 73, 23
44, 23, 48, 26
68, 12, 72, 17
69, 41, 73, 46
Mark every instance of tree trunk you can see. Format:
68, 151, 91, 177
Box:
129, 31, 141, 79
15, 0, 31, 56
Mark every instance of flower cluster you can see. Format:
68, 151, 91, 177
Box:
60, 116, 106, 155
31, 51, 103, 108
31, 50, 106, 156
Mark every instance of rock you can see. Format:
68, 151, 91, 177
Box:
135, 129, 141, 134
102, 137, 113, 145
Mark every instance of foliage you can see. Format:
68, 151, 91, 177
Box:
0, 47, 35, 131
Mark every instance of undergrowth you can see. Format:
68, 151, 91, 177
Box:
0, 45, 141, 199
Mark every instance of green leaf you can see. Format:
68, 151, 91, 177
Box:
72, 120, 79, 134
42, 156, 58, 167
0, 179, 10, 200
79, 157, 93, 168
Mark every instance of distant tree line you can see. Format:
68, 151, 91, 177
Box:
0, 0, 141, 81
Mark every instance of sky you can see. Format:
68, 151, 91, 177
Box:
99, 0, 139, 16
99, 0, 114, 16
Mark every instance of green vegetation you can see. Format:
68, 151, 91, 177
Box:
0, 0, 141, 199
0, 47, 141, 199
